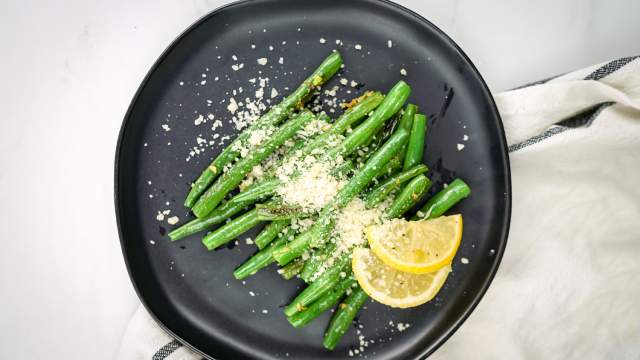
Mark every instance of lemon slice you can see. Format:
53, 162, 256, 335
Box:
366, 215, 462, 274
352, 248, 451, 308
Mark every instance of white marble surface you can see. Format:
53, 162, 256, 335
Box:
1, 0, 638, 358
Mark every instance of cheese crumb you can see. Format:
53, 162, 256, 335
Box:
161, 124, 171, 132
319, 38, 326, 44
463, 134, 469, 141
355, 44, 362, 50
167, 216, 179, 225
227, 98, 239, 114
278, 57, 284, 65
400, 68, 407, 76
457, 143, 465, 151
339, 78, 348, 86
257, 58, 268, 66
461, 257, 469, 264
194, 114, 204, 125
388, 40, 393, 48
270, 88, 278, 98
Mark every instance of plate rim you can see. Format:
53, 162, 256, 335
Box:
114, 0, 512, 358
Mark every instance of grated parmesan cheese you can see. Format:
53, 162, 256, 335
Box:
333, 199, 383, 255
277, 161, 345, 212
227, 98, 239, 114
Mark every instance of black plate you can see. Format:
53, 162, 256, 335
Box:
115, 0, 511, 359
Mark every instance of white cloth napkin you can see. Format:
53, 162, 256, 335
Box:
118, 56, 640, 360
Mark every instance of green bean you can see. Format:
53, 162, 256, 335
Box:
403, 113, 427, 170
255, 203, 312, 221
360, 110, 397, 151
283, 256, 350, 317
254, 220, 290, 250
370, 105, 416, 177
384, 175, 431, 218
413, 178, 471, 220
365, 164, 429, 208
184, 52, 343, 208
333, 130, 409, 209
201, 209, 262, 250
374, 155, 403, 179
167, 200, 248, 241
272, 129, 409, 266
230, 178, 281, 204
332, 91, 385, 134
324, 81, 410, 160
233, 237, 287, 280
287, 278, 355, 328
192, 110, 314, 218
399, 104, 417, 133
278, 259, 305, 280
322, 286, 368, 350
355, 104, 412, 174
299, 242, 336, 283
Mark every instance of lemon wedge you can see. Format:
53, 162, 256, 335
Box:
366, 215, 462, 274
352, 248, 451, 308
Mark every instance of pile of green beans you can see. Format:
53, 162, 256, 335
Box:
165, 51, 472, 351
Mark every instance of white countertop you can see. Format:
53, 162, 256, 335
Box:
1, 0, 638, 358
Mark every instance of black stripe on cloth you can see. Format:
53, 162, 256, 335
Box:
508, 55, 638, 152
509, 101, 614, 153
555, 101, 615, 129
152, 339, 182, 360
508, 126, 567, 153
508, 101, 614, 153
584, 56, 639, 81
